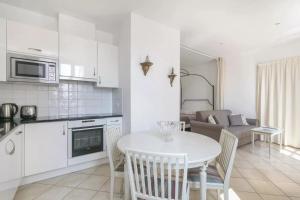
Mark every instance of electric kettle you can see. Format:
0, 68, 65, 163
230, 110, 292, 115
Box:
0, 103, 19, 119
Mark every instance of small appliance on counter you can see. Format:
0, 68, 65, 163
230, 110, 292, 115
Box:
20, 105, 37, 120
0, 103, 18, 119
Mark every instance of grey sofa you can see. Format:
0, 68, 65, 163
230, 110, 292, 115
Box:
191, 110, 258, 147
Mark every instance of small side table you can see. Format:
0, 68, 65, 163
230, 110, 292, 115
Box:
251, 127, 283, 157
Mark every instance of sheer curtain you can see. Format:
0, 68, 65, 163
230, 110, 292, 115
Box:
216, 57, 224, 110
256, 56, 300, 148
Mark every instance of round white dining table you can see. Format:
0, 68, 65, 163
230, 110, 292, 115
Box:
117, 131, 222, 200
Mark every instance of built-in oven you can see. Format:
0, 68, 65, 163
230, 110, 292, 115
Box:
7, 52, 58, 84
68, 118, 107, 166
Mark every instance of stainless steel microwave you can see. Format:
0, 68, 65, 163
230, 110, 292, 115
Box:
7, 53, 59, 84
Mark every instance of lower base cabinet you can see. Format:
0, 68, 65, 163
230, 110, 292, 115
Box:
25, 121, 68, 176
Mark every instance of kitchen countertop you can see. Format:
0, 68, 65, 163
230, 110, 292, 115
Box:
0, 113, 123, 142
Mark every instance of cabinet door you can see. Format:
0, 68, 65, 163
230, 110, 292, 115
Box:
7, 20, 58, 58
97, 43, 119, 88
0, 125, 24, 184
59, 34, 97, 81
25, 122, 67, 176
0, 18, 6, 82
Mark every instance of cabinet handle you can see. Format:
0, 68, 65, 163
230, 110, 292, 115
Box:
99, 76, 101, 84
15, 131, 23, 135
5, 139, 15, 155
63, 125, 66, 135
28, 48, 42, 52
94, 68, 96, 76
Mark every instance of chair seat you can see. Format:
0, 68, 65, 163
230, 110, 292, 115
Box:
188, 165, 224, 187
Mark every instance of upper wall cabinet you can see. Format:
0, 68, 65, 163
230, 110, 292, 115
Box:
97, 43, 119, 88
59, 34, 97, 81
7, 20, 58, 58
0, 18, 6, 82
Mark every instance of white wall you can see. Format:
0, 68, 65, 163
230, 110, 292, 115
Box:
130, 13, 180, 132
181, 60, 217, 113
223, 39, 300, 118
119, 13, 180, 133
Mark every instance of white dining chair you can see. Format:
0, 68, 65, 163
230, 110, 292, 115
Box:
106, 126, 125, 200
188, 129, 238, 200
126, 149, 189, 200
157, 121, 186, 132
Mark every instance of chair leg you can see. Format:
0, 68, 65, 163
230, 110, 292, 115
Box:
223, 187, 229, 200
110, 176, 115, 200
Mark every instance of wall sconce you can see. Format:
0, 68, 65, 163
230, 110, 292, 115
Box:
140, 56, 153, 76
168, 67, 177, 87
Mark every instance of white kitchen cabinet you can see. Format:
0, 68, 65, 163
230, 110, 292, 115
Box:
97, 43, 119, 88
0, 18, 6, 82
25, 121, 68, 176
59, 34, 97, 81
0, 125, 24, 184
7, 20, 58, 58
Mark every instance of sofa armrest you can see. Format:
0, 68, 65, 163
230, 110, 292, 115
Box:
190, 121, 224, 142
246, 118, 259, 126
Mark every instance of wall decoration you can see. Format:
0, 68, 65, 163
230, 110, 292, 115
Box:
168, 68, 177, 87
140, 56, 153, 76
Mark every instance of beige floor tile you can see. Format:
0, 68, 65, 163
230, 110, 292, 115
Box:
235, 191, 263, 200
259, 194, 290, 200
75, 166, 98, 175
38, 175, 65, 185
93, 164, 111, 176
35, 186, 72, 200
230, 178, 255, 192
56, 173, 89, 187
247, 180, 284, 195
91, 191, 122, 200
258, 168, 293, 183
290, 197, 300, 200
100, 178, 123, 194
231, 168, 243, 178
14, 184, 51, 200
238, 168, 268, 181
234, 160, 255, 169
63, 188, 97, 200
77, 175, 109, 191
273, 182, 300, 197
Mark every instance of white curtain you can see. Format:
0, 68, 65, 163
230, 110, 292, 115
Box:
256, 56, 300, 148
216, 57, 224, 110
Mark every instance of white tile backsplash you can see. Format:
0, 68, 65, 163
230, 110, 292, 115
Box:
0, 80, 121, 117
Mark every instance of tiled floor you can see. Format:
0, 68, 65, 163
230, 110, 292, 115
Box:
15, 141, 300, 200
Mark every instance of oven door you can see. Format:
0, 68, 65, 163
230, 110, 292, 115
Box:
69, 126, 104, 158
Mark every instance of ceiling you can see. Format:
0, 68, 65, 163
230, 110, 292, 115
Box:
1, 0, 300, 56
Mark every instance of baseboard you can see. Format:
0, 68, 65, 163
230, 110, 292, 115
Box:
21, 158, 108, 186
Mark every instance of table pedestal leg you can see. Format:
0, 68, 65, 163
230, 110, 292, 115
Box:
124, 163, 130, 200
268, 135, 271, 158
200, 164, 207, 200
252, 132, 255, 152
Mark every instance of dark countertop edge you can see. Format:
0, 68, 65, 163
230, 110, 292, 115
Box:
20, 114, 123, 124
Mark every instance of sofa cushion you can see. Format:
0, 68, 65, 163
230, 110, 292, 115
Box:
228, 114, 244, 126
196, 110, 232, 126
226, 125, 256, 139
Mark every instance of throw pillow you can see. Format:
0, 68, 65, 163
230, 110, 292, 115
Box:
228, 114, 244, 126
241, 115, 249, 125
208, 115, 216, 124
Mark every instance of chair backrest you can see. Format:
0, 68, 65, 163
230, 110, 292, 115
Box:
157, 121, 186, 132
126, 149, 189, 200
106, 126, 123, 171
216, 129, 238, 185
